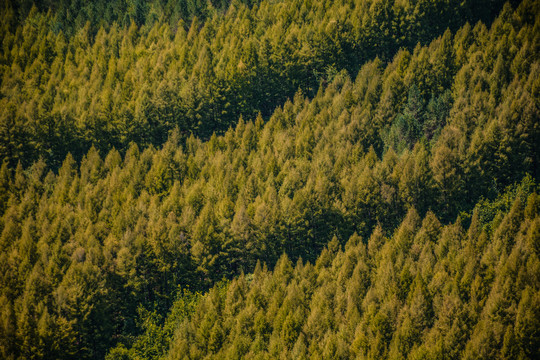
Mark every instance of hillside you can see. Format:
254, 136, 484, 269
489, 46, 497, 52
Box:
0, 0, 538, 359
154, 184, 538, 359
1, 0, 515, 169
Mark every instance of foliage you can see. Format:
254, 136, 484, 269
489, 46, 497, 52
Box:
106, 288, 202, 360
0, 0, 515, 169
164, 188, 540, 359
0, 0, 538, 359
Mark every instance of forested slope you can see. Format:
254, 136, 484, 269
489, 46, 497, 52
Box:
157, 185, 539, 359
0, 0, 538, 359
1, 0, 515, 168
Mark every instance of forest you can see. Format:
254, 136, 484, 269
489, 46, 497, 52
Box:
0, 0, 538, 359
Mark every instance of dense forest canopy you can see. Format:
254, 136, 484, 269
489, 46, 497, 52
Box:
0, 0, 538, 359
0, 0, 519, 169
160, 185, 539, 359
